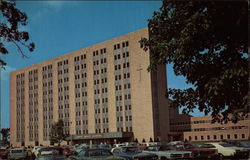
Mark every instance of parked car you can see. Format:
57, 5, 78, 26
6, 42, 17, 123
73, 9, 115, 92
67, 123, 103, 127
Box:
73, 144, 90, 153
169, 141, 219, 159
223, 140, 250, 151
35, 154, 67, 160
111, 146, 158, 160
8, 148, 27, 160
0, 148, 9, 159
143, 145, 192, 160
35, 147, 67, 160
68, 148, 126, 160
205, 142, 249, 159
37, 147, 64, 157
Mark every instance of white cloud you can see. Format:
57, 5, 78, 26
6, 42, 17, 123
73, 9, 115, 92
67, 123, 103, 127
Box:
1, 66, 16, 81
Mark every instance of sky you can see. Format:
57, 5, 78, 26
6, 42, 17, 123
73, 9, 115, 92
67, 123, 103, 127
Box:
1, 1, 202, 128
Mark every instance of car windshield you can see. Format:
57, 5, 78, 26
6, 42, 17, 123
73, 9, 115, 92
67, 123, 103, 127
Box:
220, 143, 235, 147
123, 147, 140, 153
87, 150, 112, 157
184, 143, 196, 149
159, 146, 172, 151
11, 149, 24, 153
239, 142, 250, 148
200, 144, 215, 148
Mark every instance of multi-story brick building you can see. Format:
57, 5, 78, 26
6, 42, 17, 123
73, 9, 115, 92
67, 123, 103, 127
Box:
169, 112, 250, 142
10, 28, 170, 147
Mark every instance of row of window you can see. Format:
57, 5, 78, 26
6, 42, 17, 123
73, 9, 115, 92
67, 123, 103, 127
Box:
16, 81, 25, 86
76, 129, 89, 135
94, 98, 108, 104
16, 73, 25, 79
75, 82, 87, 88
75, 110, 88, 116
95, 118, 109, 124
58, 69, 69, 75
75, 64, 87, 70
114, 52, 129, 60
117, 116, 132, 122
58, 77, 69, 83
116, 105, 132, 111
28, 77, 38, 82
75, 101, 88, 107
59, 104, 70, 109
95, 108, 109, 114
58, 113, 70, 119
74, 54, 87, 61
93, 58, 107, 66
43, 81, 53, 87
42, 65, 52, 71
58, 60, 68, 66
94, 78, 107, 85
29, 85, 38, 90
114, 41, 129, 50
42, 73, 52, 79
189, 133, 247, 141
117, 126, 132, 132
43, 90, 53, 95
93, 48, 107, 57
75, 73, 87, 79
75, 92, 87, 98
58, 95, 70, 100
192, 125, 248, 132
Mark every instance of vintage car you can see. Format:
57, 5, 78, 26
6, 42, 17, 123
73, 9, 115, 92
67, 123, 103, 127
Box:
169, 141, 219, 159
111, 146, 158, 160
68, 148, 126, 160
205, 142, 249, 159
142, 145, 193, 160
8, 148, 27, 160
0, 148, 9, 159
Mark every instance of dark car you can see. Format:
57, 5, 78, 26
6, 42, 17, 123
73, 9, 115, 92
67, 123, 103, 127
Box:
0, 148, 9, 159
111, 146, 158, 160
170, 142, 219, 159
8, 148, 27, 160
68, 148, 125, 160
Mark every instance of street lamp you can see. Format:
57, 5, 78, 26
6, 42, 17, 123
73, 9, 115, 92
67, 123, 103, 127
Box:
0, 60, 6, 141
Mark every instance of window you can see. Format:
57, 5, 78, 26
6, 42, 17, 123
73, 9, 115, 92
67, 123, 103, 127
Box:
207, 135, 210, 140
242, 134, 245, 139
234, 134, 238, 139
220, 135, 223, 140
189, 136, 192, 141
227, 134, 230, 139
213, 135, 217, 140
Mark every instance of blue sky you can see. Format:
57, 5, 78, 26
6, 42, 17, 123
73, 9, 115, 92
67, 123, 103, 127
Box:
1, 1, 202, 128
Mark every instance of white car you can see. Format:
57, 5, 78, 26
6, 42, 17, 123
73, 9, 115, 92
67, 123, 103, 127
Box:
143, 145, 193, 160
205, 142, 249, 159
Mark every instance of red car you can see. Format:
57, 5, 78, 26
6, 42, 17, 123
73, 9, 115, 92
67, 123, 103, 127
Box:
62, 146, 75, 157
170, 142, 220, 159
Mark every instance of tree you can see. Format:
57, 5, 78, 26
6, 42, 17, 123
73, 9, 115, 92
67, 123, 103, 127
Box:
49, 119, 68, 146
0, 128, 10, 143
0, 0, 35, 64
140, 0, 249, 123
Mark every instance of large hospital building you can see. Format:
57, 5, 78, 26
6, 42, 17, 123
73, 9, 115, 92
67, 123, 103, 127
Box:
10, 28, 170, 147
